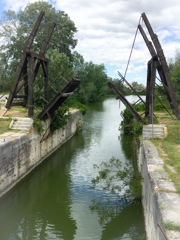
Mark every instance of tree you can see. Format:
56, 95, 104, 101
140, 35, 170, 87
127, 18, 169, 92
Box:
70, 52, 110, 104
169, 52, 180, 103
80, 61, 110, 102
17, 1, 77, 57
34, 49, 74, 107
131, 81, 145, 94
0, 1, 77, 89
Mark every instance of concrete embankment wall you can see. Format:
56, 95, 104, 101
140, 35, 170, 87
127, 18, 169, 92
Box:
0, 110, 82, 198
139, 140, 180, 240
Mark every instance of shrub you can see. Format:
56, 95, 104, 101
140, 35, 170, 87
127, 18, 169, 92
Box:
121, 108, 143, 136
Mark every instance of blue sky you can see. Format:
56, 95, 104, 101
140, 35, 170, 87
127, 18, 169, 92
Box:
1, 0, 180, 84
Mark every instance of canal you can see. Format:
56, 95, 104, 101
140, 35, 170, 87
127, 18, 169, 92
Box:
0, 97, 146, 240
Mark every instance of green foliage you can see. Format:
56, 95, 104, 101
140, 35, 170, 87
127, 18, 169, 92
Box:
134, 103, 145, 112
33, 118, 44, 133
34, 49, 74, 108
72, 53, 110, 103
169, 51, 180, 103
154, 86, 170, 111
131, 119, 144, 136
92, 157, 142, 201
131, 81, 146, 94
163, 221, 180, 232
121, 108, 143, 136
0, 1, 77, 93
50, 106, 70, 132
108, 78, 132, 96
65, 96, 87, 114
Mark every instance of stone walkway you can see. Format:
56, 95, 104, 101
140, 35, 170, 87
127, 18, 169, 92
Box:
143, 140, 180, 239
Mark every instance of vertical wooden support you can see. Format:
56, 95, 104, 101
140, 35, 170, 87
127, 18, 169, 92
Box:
145, 57, 157, 123
6, 11, 45, 109
27, 56, 35, 118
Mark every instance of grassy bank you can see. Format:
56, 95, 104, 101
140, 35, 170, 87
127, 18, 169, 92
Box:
152, 112, 180, 192
0, 106, 28, 134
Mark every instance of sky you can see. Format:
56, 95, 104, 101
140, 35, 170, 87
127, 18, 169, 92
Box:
1, 0, 180, 84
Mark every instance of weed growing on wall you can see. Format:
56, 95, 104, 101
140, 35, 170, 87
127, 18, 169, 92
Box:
50, 106, 70, 132
120, 108, 144, 136
33, 118, 44, 133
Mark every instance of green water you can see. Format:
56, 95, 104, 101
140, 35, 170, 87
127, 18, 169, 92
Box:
0, 97, 146, 240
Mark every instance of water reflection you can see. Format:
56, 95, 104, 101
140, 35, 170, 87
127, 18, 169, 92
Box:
0, 97, 145, 240
0, 147, 76, 239
69, 97, 145, 240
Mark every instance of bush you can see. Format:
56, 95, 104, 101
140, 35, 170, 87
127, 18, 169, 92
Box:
121, 108, 143, 136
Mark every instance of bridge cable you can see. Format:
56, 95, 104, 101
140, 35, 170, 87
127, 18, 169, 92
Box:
123, 15, 142, 80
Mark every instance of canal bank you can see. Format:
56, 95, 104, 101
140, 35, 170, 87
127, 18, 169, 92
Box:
0, 109, 82, 198
139, 139, 180, 240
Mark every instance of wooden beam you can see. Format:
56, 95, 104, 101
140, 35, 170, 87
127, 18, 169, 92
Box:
107, 82, 143, 122
145, 57, 157, 123
138, 24, 156, 57
118, 71, 146, 105
38, 79, 80, 120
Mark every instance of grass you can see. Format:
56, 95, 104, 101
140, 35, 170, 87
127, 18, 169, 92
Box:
4, 106, 28, 117
151, 111, 180, 192
0, 118, 12, 134
0, 105, 28, 134
163, 221, 180, 232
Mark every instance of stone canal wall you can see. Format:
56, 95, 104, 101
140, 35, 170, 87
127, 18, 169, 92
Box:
139, 140, 180, 240
0, 110, 82, 198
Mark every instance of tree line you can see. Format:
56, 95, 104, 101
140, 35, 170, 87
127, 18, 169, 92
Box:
0, 1, 179, 111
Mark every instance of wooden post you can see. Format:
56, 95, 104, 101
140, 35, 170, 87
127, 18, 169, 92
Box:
145, 57, 157, 123
27, 56, 35, 118
107, 82, 143, 122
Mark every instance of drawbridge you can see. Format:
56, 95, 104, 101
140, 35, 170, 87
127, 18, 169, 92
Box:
109, 12, 180, 123
5, 11, 80, 119
38, 79, 80, 120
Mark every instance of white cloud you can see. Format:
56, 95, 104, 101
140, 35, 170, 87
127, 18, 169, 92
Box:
1, 0, 180, 83
54, 0, 180, 82
1, 0, 41, 12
